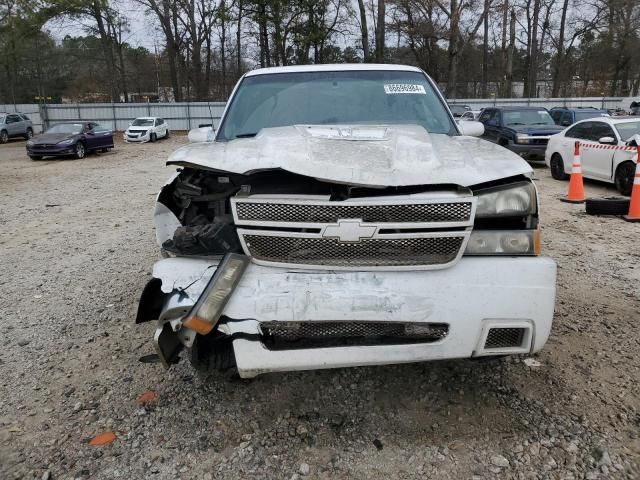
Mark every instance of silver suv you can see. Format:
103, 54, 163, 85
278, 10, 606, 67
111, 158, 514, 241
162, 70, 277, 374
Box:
0, 113, 34, 143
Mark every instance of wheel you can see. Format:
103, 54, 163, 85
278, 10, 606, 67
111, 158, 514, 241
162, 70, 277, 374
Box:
74, 142, 85, 159
188, 332, 237, 373
0, 130, 8, 144
165, 129, 170, 138
585, 196, 630, 215
614, 161, 636, 196
550, 153, 569, 180
24, 128, 33, 140
101, 147, 109, 153
150, 133, 157, 142
29, 155, 42, 160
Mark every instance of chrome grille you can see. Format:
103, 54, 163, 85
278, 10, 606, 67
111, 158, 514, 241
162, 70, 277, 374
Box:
234, 201, 472, 224
484, 328, 525, 349
242, 234, 464, 267
260, 321, 449, 350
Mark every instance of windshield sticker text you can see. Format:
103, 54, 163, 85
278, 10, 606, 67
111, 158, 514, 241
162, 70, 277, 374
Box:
384, 84, 426, 95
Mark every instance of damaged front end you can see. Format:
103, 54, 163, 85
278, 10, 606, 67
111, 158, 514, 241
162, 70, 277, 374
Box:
137, 164, 479, 369
136, 125, 553, 377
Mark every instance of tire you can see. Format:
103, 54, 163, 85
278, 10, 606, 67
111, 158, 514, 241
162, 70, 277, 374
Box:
614, 161, 636, 196
29, 155, 42, 160
101, 147, 109, 153
150, 133, 157, 142
187, 332, 237, 373
550, 153, 569, 180
74, 142, 85, 159
585, 196, 630, 215
165, 129, 170, 138
0, 130, 8, 144
24, 128, 33, 140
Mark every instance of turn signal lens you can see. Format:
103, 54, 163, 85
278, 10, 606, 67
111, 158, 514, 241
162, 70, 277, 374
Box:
182, 254, 249, 335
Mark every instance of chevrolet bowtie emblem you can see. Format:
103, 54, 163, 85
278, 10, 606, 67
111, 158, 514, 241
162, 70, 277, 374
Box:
322, 219, 377, 243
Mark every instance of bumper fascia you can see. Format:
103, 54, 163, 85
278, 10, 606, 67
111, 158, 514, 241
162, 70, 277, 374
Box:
144, 256, 556, 377
507, 142, 548, 160
26, 146, 75, 156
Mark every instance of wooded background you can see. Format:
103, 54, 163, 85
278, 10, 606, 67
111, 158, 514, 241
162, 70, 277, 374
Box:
1, 0, 639, 103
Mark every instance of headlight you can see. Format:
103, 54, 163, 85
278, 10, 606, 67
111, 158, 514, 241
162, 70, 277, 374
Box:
474, 181, 537, 218
465, 229, 539, 255
57, 139, 74, 145
182, 254, 249, 335
26, 140, 34, 147
515, 133, 530, 144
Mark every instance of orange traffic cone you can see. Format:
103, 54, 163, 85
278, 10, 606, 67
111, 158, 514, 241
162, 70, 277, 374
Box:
623, 146, 640, 222
561, 141, 586, 203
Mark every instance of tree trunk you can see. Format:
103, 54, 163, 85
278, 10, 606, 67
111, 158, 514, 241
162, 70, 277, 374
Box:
375, 0, 385, 62
445, 0, 460, 98
551, 0, 569, 97
504, 8, 515, 97
236, 0, 242, 74
356, 0, 370, 61
527, 0, 540, 97
481, 0, 490, 97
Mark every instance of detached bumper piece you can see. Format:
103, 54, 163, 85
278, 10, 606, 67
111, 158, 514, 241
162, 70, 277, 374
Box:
260, 321, 449, 350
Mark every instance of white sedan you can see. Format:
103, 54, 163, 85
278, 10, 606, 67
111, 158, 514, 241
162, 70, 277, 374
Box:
124, 117, 170, 143
545, 117, 640, 195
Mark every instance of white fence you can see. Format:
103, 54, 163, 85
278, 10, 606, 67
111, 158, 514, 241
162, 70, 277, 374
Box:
0, 97, 628, 134
0, 102, 227, 133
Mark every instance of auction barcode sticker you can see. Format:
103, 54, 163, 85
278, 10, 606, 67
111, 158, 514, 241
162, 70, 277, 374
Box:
384, 84, 426, 94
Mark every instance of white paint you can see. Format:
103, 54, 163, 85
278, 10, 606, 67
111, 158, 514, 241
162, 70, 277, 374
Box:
149, 256, 556, 377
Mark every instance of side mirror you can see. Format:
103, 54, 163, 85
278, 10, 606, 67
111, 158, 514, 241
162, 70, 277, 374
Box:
598, 136, 616, 145
561, 120, 571, 126
188, 126, 215, 143
458, 120, 485, 137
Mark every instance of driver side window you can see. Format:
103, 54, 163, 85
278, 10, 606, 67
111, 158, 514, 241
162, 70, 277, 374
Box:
566, 123, 588, 140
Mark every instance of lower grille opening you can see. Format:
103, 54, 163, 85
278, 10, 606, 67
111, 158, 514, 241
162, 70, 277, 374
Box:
260, 321, 449, 350
484, 327, 525, 349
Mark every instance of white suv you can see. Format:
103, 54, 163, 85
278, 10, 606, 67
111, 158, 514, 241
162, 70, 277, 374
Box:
124, 117, 169, 143
136, 64, 557, 378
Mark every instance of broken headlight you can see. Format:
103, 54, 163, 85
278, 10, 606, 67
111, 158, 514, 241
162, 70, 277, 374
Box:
182, 253, 249, 335
474, 181, 537, 218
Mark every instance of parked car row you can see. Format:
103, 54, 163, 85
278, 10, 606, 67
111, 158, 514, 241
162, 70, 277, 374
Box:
0, 115, 171, 160
455, 103, 640, 195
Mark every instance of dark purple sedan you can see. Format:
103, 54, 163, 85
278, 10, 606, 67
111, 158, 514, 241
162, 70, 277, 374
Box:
26, 122, 114, 160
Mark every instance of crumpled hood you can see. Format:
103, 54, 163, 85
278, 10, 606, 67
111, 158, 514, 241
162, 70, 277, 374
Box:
168, 124, 532, 187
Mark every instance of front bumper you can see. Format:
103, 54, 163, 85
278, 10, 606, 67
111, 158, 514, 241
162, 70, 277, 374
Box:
508, 142, 548, 161
124, 132, 150, 142
27, 146, 75, 156
141, 256, 557, 377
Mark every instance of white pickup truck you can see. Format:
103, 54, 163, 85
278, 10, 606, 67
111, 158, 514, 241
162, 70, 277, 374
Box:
136, 64, 557, 378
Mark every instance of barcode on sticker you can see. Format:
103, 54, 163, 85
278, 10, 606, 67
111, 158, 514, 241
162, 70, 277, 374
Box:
384, 84, 426, 94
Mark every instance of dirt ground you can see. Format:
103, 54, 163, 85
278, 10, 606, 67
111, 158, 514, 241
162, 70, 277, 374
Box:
0, 135, 639, 480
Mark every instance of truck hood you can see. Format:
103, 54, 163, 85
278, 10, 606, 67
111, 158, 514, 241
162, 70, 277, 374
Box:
168, 124, 533, 187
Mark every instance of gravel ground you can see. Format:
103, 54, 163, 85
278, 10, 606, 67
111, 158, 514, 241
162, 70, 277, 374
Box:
0, 135, 639, 480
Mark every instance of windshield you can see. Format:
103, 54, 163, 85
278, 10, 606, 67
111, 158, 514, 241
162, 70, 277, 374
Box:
615, 121, 640, 141
46, 124, 82, 134
503, 110, 555, 126
132, 118, 154, 126
218, 70, 456, 141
